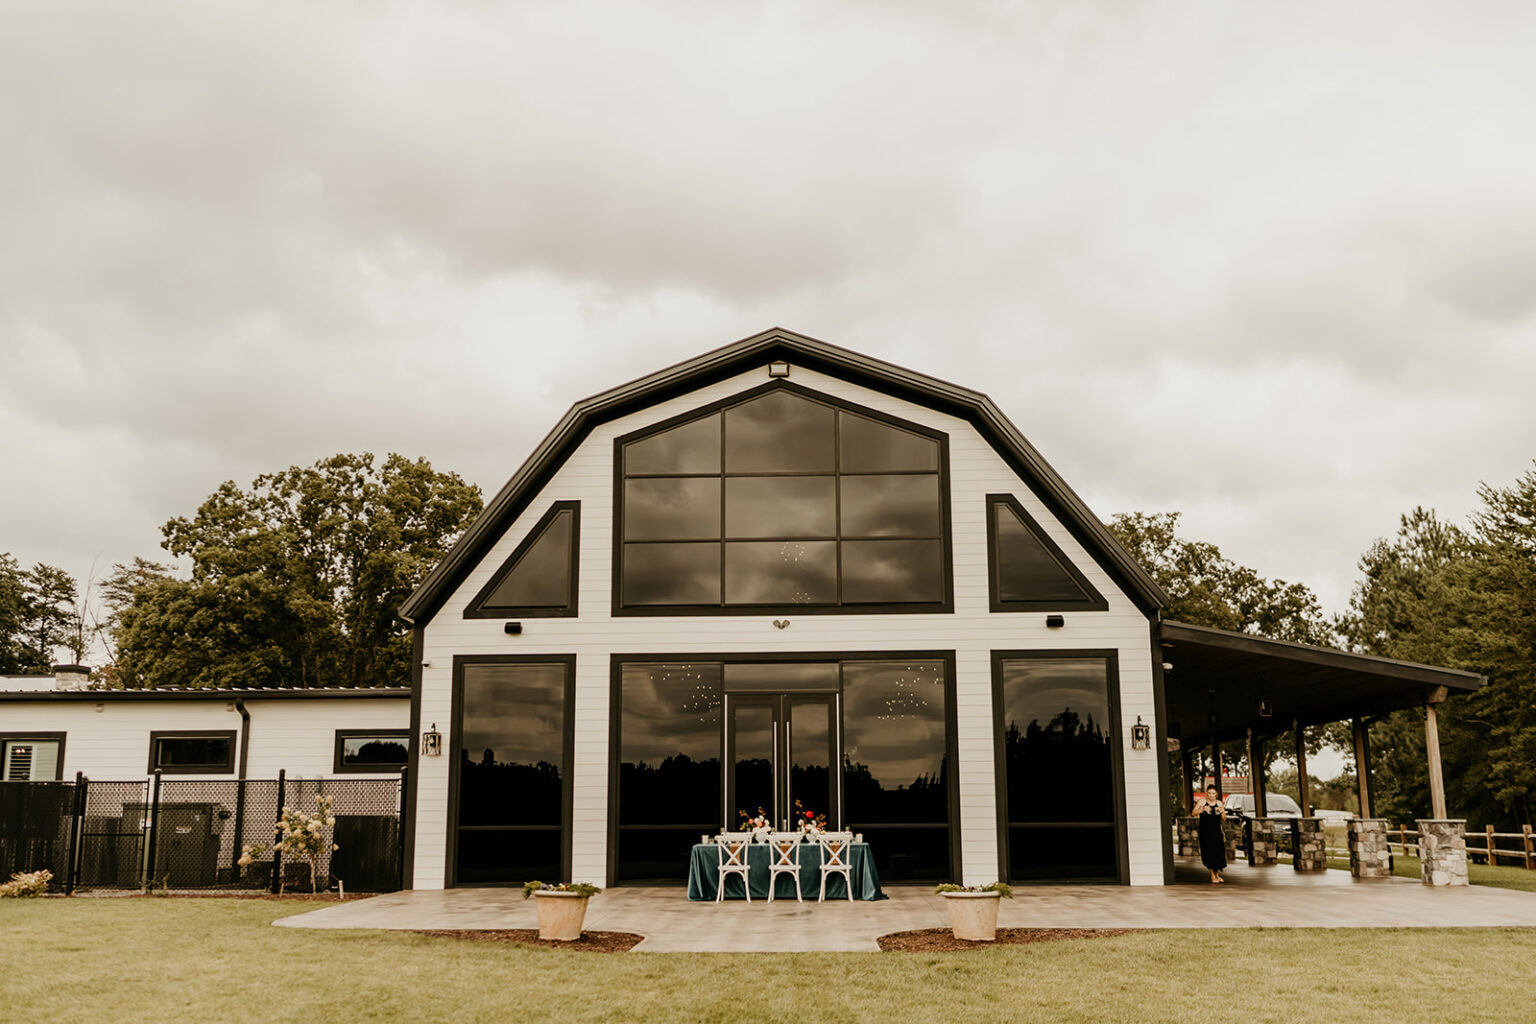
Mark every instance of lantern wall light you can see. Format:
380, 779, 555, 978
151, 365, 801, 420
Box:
1131, 716, 1151, 751
421, 723, 444, 757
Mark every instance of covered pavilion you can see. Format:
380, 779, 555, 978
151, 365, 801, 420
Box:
1157, 620, 1485, 821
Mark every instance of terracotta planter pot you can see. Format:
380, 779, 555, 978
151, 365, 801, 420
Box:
941, 891, 1002, 941
532, 891, 591, 940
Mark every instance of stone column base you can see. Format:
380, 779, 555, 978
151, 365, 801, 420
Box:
1176, 817, 1200, 857
1290, 818, 1327, 872
1247, 819, 1282, 866
1348, 818, 1393, 878
1417, 819, 1469, 886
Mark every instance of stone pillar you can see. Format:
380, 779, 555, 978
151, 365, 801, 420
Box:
1247, 819, 1281, 866
1222, 820, 1240, 863
1290, 818, 1327, 872
1176, 817, 1200, 857
1348, 818, 1392, 878
1417, 819, 1469, 886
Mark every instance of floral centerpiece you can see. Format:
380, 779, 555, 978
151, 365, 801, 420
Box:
737, 807, 772, 841
793, 800, 827, 837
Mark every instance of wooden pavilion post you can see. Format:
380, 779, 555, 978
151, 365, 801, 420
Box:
1211, 738, 1223, 798
1292, 719, 1310, 816
1248, 729, 1267, 817
1425, 686, 1449, 819
1179, 745, 1195, 814
1352, 717, 1373, 819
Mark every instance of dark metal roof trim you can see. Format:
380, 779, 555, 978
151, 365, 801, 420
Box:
400, 327, 1169, 623
1160, 620, 1485, 691
0, 687, 412, 703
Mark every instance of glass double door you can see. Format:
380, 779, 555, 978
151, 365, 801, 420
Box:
727, 694, 837, 831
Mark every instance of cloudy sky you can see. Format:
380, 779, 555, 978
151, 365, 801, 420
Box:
5, 1, 1535, 630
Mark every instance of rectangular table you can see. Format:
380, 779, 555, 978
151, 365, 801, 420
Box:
686, 840, 886, 901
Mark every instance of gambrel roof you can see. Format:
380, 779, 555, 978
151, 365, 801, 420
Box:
400, 327, 1170, 623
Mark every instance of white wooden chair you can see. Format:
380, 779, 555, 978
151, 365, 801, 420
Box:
765, 832, 804, 903
816, 831, 856, 902
715, 832, 754, 903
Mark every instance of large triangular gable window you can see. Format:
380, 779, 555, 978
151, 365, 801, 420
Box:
465, 501, 580, 618
987, 494, 1107, 612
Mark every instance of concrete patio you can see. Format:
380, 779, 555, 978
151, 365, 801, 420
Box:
275, 859, 1536, 952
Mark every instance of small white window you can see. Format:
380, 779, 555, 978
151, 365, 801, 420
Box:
2, 738, 62, 781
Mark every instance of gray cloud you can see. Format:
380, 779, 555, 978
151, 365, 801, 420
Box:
2, 1, 1534, 629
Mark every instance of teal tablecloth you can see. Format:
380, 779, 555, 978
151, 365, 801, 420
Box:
686, 841, 886, 900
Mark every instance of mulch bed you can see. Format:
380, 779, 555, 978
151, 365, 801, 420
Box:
411, 929, 644, 952
877, 927, 1135, 952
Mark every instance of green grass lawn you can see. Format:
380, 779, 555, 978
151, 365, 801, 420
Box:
3, 898, 1536, 1023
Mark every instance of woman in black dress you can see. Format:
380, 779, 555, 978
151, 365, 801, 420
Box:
1195, 785, 1227, 883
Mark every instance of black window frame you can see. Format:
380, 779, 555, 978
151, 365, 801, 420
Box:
463, 501, 581, 619
147, 730, 237, 775
332, 729, 412, 774
990, 649, 1129, 885
0, 732, 67, 781
446, 654, 576, 888
605, 650, 961, 888
611, 380, 955, 617
985, 493, 1109, 612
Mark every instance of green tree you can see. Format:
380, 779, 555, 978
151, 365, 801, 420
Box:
1340, 467, 1536, 827
113, 453, 482, 690
0, 555, 80, 673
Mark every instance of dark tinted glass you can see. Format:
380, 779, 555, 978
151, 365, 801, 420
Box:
617, 663, 722, 827
999, 658, 1114, 835
1008, 825, 1118, 880
482, 509, 571, 609
841, 661, 948, 825
155, 736, 232, 769
624, 413, 721, 474
457, 663, 566, 829
857, 825, 950, 881
840, 475, 941, 537
340, 736, 409, 767
994, 502, 1092, 604
839, 412, 940, 473
723, 663, 840, 692
788, 697, 833, 824
731, 703, 774, 821
455, 829, 561, 886
622, 543, 721, 605
724, 390, 835, 473
623, 478, 721, 540
841, 539, 943, 603
724, 476, 835, 538
617, 663, 723, 882
723, 541, 837, 605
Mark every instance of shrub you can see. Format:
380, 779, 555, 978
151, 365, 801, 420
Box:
0, 869, 54, 898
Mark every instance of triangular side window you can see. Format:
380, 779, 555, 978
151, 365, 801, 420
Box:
988, 495, 1107, 611
465, 502, 579, 617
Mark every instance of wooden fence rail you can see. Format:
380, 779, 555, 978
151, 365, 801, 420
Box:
1321, 823, 1535, 869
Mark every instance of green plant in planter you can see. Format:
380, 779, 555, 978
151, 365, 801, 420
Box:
522, 880, 603, 899
934, 881, 1013, 898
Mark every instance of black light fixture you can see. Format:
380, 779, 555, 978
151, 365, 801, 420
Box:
504, 621, 523, 635
1045, 614, 1065, 628
1258, 699, 1274, 719
1131, 716, 1151, 751
421, 723, 443, 758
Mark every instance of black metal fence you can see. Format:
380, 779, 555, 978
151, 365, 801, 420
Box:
1, 770, 405, 894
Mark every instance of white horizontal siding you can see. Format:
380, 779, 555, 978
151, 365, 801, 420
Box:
416, 362, 1166, 888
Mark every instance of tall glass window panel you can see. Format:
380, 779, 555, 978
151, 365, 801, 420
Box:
624, 414, 721, 475
623, 478, 721, 540
839, 413, 940, 473
841, 540, 944, 604
621, 543, 721, 606
724, 541, 837, 605
725, 477, 835, 538
456, 661, 569, 885
730, 702, 775, 823
841, 660, 950, 880
840, 476, 942, 537
724, 390, 835, 473
990, 498, 1105, 609
997, 657, 1117, 881
616, 663, 722, 882
477, 508, 573, 611
788, 698, 834, 826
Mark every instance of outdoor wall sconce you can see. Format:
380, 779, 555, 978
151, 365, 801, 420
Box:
1258, 699, 1274, 718
421, 724, 443, 758
504, 621, 523, 635
1131, 716, 1151, 751
768, 360, 791, 378
1045, 614, 1065, 628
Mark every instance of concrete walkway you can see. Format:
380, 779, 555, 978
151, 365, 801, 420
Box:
276, 860, 1536, 952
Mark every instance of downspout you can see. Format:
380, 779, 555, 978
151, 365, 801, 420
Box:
231, 699, 251, 880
